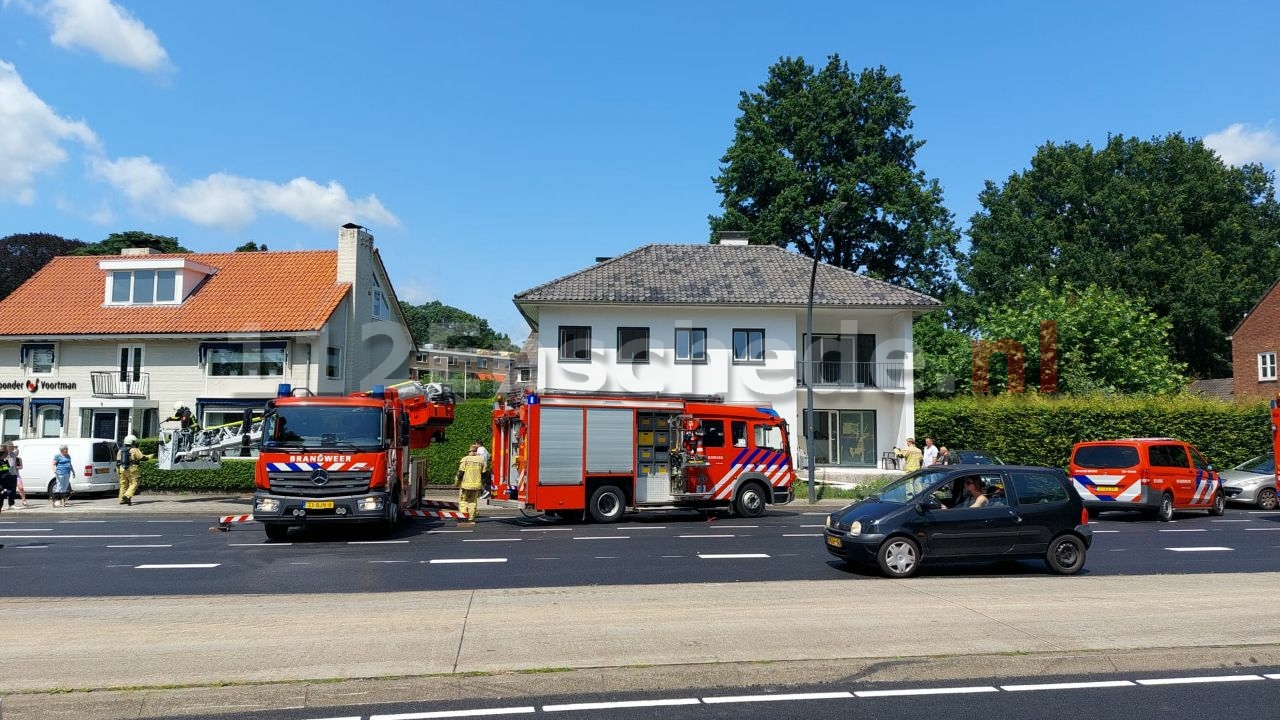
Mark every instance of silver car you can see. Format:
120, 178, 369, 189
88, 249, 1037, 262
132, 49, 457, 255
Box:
1220, 454, 1278, 510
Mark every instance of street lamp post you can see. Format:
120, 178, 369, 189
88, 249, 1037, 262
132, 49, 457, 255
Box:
806, 201, 846, 504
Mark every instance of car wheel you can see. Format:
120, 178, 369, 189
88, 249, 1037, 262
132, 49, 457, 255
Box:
588, 485, 625, 523
1045, 534, 1086, 575
1157, 493, 1174, 522
733, 482, 768, 518
264, 524, 290, 542
1209, 491, 1225, 517
1258, 488, 1278, 511
877, 537, 921, 578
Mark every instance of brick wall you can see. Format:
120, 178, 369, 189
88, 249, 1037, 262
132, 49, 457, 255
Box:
1233, 280, 1280, 402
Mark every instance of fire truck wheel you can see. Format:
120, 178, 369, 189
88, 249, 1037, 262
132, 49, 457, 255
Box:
1209, 491, 1225, 516
264, 524, 290, 542
877, 536, 920, 578
1156, 492, 1174, 522
733, 482, 768, 518
383, 489, 402, 533
588, 485, 625, 523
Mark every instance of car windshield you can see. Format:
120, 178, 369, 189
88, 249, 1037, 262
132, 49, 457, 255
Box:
877, 470, 949, 503
1233, 454, 1275, 474
263, 406, 384, 449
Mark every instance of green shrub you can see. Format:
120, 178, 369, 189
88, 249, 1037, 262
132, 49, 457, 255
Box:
916, 394, 1269, 469
139, 457, 256, 493
413, 398, 496, 484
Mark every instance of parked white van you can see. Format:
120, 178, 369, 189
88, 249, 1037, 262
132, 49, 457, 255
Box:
13, 438, 121, 495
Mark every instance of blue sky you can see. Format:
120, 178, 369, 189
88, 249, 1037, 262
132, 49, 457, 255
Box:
2, 1, 1278, 343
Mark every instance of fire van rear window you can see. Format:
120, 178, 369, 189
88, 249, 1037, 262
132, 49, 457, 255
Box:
1073, 445, 1140, 469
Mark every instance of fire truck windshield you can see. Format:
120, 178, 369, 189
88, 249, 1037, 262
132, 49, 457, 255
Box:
263, 406, 384, 450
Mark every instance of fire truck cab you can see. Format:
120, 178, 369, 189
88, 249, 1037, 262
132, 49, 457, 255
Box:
492, 390, 795, 522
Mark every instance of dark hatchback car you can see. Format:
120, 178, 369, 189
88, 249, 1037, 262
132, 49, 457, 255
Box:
824, 465, 1092, 578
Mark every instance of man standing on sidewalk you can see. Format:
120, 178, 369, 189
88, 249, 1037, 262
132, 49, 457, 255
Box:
455, 443, 486, 527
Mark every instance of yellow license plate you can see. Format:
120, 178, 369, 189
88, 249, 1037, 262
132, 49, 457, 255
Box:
826, 535, 843, 548
304, 501, 335, 509
1094, 485, 1119, 493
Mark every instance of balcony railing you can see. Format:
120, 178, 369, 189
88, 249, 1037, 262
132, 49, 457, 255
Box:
796, 361, 906, 390
91, 371, 149, 398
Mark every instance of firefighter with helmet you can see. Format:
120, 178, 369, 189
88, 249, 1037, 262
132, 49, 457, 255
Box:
170, 401, 197, 430
118, 434, 146, 506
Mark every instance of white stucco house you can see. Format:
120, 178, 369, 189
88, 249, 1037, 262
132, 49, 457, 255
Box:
512, 235, 940, 472
0, 224, 413, 443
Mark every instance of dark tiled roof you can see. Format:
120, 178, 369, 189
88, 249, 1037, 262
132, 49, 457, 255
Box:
515, 244, 940, 308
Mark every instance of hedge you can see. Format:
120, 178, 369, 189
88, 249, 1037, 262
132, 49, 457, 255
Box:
415, 397, 495, 484
916, 394, 1270, 470
139, 457, 256, 493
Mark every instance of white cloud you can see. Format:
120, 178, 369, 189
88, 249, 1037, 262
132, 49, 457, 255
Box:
1203, 123, 1280, 168
37, 0, 173, 74
90, 155, 401, 230
0, 60, 98, 202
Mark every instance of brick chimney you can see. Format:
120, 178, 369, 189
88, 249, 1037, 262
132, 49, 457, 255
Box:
337, 222, 373, 284
716, 231, 750, 246
120, 247, 163, 256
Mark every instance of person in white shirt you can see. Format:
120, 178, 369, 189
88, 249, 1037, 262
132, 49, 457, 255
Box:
475, 442, 492, 497
922, 437, 939, 466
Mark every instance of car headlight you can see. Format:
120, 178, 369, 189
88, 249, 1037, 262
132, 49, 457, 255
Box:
848, 520, 862, 536
825, 515, 833, 529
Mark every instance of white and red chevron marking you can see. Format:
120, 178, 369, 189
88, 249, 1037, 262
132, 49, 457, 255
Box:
217, 514, 253, 525
404, 509, 467, 520
420, 499, 461, 510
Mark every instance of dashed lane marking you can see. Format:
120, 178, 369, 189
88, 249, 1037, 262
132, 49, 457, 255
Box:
702, 691, 853, 704
697, 553, 769, 559
1092, 530, 1120, 533
370, 560, 409, 564
427, 558, 507, 564
1210, 519, 1251, 522
463, 538, 522, 542
1002, 680, 1135, 691
1158, 529, 1207, 533
1165, 547, 1234, 552
147, 520, 196, 523
1136, 674, 1264, 685
348, 540, 411, 545
0, 534, 163, 539
1245, 527, 1280, 531
679, 534, 735, 538
14, 545, 48, 549
622, 526, 666, 530
372, 707, 535, 719
135, 563, 220, 569
573, 536, 629, 540
520, 528, 573, 532
544, 698, 700, 711
108, 544, 173, 548
594, 556, 618, 559
856, 686, 999, 698
428, 530, 473, 534
784, 533, 823, 537
229, 543, 293, 547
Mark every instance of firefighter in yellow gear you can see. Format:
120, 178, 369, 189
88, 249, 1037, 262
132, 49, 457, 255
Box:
455, 443, 486, 527
118, 434, 146, 505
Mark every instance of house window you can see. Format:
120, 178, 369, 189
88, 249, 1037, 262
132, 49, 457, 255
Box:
109, 270, 177, 305
732, 329, 765, 364
617, 327, 650, 363
1, 405, 20, 443
675, 328, 707, 363
478, 358, 489, 369
22, 343, 56, 375
371, 275, 389, 320
559, 326, 591, 362
1260, 352, 1277, 382
326, 346, 342, 379
204, 343, 287, 377
119, 345, 144, 382
516, 368, 531, 383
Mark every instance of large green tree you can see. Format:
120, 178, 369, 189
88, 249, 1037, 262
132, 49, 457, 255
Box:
709, 55, 959, 295
71, 230, 189, 256
959, 133, 1280, 378
0, 232, 86, 300
400, 300, 516, 351
914, 283, 1187, 397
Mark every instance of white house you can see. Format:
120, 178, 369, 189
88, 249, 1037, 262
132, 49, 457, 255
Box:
0, 224, 414, 442
512, 237, 940, 472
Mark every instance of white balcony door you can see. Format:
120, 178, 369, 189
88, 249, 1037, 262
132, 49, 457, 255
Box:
119, 345, 144, 383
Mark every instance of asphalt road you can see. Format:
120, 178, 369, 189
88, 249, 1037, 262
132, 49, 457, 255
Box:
4, 505, 1280, 597
114, 667, 1280, 720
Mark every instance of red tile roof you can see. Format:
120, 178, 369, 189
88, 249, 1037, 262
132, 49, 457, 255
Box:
0, 250, 349, 336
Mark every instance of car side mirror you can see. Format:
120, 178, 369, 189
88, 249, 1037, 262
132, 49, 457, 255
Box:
916, 498, 941, 513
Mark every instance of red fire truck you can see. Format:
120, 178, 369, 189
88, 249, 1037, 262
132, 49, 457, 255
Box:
491, 390, 795, 522
252, 381, 455, 540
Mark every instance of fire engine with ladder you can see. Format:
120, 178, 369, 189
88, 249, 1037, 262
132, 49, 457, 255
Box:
246, 381, 456, 540
491, 390, 795, 522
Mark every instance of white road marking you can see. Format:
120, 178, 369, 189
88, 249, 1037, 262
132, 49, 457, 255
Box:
9, 528, 52, 531
573, 536, 629, 540
1248, 511, 1280, 515
802, 512, 828, 516
856, 686, 999, 697
348, 540, 411, 545
1264, 673, 1280, 679
1136, 675, 1264, 686
463, 538, 522, 542
535, 557, 559, 560
800, 524, 825, 528
428, 558, 507, 564
520, 528, 573, 532
698, 553, 769, 559
784, 533, 823, 537
727, 525, 759, 528
230, 543, 293, 547
624, 526, 667, 530
594, 556, 618, 559
1158, 529, 1207, 533
58, 520, 106, 523
108, 544, 173, 548
679, 534, 735, 538
0, 534, 163, 539
14, 545, 48, 549
289, 562, 311, 565
1002, 680, 1135, 691
372, 707, 535, 719
135, 564, 220, 569
1245, 527, 1280, 531
370, 560, 408, 564
302, 716, 361, 720
1091, 530, 1121, 533
1210, 519, 1251, 523
661, 555, 684, 558
428, 530, 473, 534
702, 691, 853, 703
1165, 547, 1234, 552
147, 520, 195, 523
544, 698, 700, 711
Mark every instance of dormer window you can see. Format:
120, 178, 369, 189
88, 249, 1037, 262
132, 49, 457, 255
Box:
111, 270, 178, 304
100, 257, 216, 306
